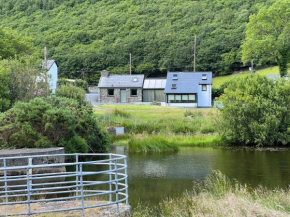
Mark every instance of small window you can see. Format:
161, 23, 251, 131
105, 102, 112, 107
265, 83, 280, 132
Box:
172, 84, 177, 89
202, 85, 207, 91
175, 95, 182, 103
131, 89, 137, 96
133, 77, 138, 82
202, 74, 207, 80
182, 95, 189, 101
173, 74, 178, 80
108, 89, 114, 96
189, 95, 196, 101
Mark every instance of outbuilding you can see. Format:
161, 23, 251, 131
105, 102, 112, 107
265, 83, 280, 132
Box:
164, 72, 212, 108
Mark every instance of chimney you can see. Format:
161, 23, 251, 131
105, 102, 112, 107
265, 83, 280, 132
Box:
101, 70, 109, 77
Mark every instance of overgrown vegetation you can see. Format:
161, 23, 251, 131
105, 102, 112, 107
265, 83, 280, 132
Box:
0, 0, 276, 82
95, 105, 220, 152
0, 97, 109, 153
218, 74, 290, 146
128, 135, 179, 153
58, 78, 88, 92
133, 171, 290, 216
56, 84, 86, 105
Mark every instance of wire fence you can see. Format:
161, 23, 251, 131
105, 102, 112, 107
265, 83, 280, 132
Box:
0, 153, 128, 216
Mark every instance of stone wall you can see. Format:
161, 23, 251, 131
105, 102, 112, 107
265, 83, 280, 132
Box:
100, 88, 142, 103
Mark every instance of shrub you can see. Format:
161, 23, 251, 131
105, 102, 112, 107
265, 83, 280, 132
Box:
0, 97, 109, 153
218, 74, 290, 146
58, 78, 88, 92
56, 84, 86, 105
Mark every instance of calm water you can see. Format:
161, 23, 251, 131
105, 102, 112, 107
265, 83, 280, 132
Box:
112, 146, 290, 208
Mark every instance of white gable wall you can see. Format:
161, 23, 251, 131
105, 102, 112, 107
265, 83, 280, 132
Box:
48, 63, 58, 93
197, 84, 212, 107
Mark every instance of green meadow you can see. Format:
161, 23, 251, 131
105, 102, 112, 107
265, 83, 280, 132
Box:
94, 105, 221, 152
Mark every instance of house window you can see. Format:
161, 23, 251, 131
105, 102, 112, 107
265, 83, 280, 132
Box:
188, 95, 196, 102
108, 89, 114, 96
168, 95, 175, 103
202, 74, 207, 80
202, 85, 207, 91
172, 84, 177, 89
173, 74, 178, 80
131, 89, 138, 96
167, 94, 197, 103
133, 77, 138, 82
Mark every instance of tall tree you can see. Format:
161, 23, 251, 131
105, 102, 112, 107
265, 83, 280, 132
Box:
242, 0, 290, 76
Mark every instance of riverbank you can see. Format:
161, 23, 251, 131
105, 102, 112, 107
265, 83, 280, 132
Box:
132, 171, 290, 217
94, 105, 222, 152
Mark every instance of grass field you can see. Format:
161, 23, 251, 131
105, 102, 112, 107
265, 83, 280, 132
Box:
94, 105, 221, 152
133, 171, 290, 217
213, 66, 279, 88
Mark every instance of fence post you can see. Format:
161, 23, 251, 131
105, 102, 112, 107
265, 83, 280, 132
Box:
80, 163, 85, 216
26, 167, 31, 216
114, 159, 119, 213
109, 154, 112, 202
76, 154, 79, 201
124, 157, 128, 205
3, 159, 8, 203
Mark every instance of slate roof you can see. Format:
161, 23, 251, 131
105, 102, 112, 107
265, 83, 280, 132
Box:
143, 78, 167, 89
98, 74, 145, 88
43, 60, 57, 70
164, 72, 212, 94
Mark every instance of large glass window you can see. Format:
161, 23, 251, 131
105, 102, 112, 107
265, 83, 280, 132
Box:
108, 89, 114, 96
143, 90, 165, 102
168, 95, 175, 103
167, 94, 197, 103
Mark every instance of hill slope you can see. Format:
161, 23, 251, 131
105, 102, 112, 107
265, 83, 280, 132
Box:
0, 0, 274, 83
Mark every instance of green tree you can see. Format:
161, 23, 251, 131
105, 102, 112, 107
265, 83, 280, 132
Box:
218, 75, 290, 146
242, 0, 290, 76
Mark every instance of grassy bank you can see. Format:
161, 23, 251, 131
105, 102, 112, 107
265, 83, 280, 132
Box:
94, 105, 221, 152
133, 171, 290, 217
213, 66, 279, 88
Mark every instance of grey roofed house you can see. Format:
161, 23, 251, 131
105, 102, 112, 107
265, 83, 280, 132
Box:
165, 72, 212, 94
98, 74, 144, 88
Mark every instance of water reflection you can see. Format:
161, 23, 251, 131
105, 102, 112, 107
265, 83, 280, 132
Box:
114, 147, 290, 207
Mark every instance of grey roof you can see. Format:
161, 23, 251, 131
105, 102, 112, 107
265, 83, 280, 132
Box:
98, 74, 145, 88
143, 78, 167, 89
164, 72, 212, 94
43, 60, 56, 70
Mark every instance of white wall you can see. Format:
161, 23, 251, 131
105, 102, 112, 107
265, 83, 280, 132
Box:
166, 103, 197, 108
48, 63, 58, 93
197, 84, 212, 107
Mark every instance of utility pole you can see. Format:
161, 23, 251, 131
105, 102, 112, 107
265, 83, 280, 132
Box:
44, 46, 47, 70
193, 35, 197, 72
129, 53, 132, 75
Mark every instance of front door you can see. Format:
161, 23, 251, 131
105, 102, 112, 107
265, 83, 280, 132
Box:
120, 89, 126, 103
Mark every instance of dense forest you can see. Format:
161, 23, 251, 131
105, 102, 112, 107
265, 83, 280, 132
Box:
0, 0, 275, 83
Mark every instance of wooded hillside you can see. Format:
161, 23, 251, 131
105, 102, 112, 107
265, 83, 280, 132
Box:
0, 0, 274, 83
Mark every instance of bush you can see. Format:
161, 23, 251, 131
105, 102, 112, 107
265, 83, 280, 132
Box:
56, 84, 86, 105
58, 78, 88, 92
0, 97, 109, 153
218, 75, 290, 146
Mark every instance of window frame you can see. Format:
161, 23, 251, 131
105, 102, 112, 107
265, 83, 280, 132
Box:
107, 89, 114, 96
202, 74, 207, 80
167, 94, 197, 103
173, 74, 178, 80
202, 84, 207, 91
130, 89, 138, 97
171, 84, 177, 89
